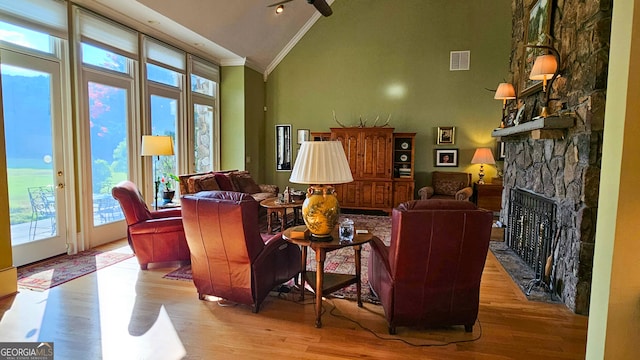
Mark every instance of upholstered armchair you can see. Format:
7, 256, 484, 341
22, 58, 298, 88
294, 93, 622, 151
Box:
417, 171, 473, 201
111, 180, 190, 270
368, 199, 493, 334
180, 191, 301, 313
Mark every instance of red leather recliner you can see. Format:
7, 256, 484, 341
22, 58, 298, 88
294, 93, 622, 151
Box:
368, 199, 493, 334
111, 180, 190, 270
180, 191, 301, 313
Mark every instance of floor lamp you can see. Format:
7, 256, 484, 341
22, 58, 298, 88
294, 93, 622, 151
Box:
141, 135, 174, 210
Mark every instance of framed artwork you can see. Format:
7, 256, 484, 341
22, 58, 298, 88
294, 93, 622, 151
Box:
435, 149, 458, 167
504, 109, 518, 127
275, 124, 292, 171
436, 126, 455, 145
497, 141, 506, 160
297, 129, 310, 144
514, 104, 526, 126
520, 0, 553, 97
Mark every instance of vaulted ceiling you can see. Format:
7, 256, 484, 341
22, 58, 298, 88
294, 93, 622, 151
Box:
73, 0, 334, 75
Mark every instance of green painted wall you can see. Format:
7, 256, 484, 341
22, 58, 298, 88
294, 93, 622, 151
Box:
244, 67, 266, 183
586, 0, 640, 358
220, 66, 246, 171
265, 0, 512, 191
0, 83, 17, 296
219, 66, 265, 181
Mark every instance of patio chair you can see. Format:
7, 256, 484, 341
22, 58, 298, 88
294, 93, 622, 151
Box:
27, 185, 57, 239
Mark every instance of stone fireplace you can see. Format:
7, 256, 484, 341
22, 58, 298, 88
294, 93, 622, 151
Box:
494, 0, 612, 315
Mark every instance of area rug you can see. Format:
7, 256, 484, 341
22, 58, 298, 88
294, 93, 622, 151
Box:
164, 214, 392, 304
17, 250, 134, 291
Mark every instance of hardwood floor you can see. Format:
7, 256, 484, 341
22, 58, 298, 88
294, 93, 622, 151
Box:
0, 239, 588, 359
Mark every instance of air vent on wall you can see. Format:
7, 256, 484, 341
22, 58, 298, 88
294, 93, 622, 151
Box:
450, 50, 470, 71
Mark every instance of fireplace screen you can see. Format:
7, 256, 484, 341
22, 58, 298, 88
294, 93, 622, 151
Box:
507, 188, 556, 294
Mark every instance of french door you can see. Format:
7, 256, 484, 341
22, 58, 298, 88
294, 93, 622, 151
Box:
1, 49, 68, 266
79, 70, 134, 247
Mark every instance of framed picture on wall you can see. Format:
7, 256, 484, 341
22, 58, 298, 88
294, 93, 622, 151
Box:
435, 149, 458, 167
497, 141, 506, 160
436, 126, 455, 145
520, 0, 554, 97
275, 124, 292, 171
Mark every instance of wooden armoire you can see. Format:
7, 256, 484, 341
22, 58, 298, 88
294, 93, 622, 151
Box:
325, 127, 415, 212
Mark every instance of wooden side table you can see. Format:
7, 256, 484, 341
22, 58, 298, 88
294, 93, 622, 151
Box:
259, 197, 303, 234
282, 225, 375, 328
473, 182, 503, 212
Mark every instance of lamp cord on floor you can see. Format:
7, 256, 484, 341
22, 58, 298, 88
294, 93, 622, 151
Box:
326, 299, 483, 347
273, 287, 483, 346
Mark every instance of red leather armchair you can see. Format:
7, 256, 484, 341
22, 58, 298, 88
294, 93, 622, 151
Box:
180, 191, 301, 313
368, 199, 493, 334
111, 180, 190, 270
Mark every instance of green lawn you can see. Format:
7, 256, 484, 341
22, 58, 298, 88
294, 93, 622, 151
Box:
7, 168, 52, 224
7, 168, 127, 225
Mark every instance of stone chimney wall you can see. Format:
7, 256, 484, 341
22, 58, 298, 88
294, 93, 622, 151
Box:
501, 0, 611, 314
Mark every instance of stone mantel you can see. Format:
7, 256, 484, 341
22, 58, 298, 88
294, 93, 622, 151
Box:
491, 116, 575, 140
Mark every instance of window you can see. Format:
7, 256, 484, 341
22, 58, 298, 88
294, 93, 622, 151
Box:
77, 7, 137, 234
147, 63, 180, 87
0, 2, 221, 248
0, 21, 54, 54
144, 37, 184, 184
81, 43, 128, 73
190, 56, 219, 172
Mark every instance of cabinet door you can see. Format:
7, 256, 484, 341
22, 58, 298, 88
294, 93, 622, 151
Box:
332, 129, 359, 174
393, 181, 415, 207
359, 181, 392, 209
334, 182, 360, 208
359, 129, 393, 179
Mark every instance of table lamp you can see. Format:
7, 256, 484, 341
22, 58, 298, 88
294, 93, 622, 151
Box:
527, 44, 561, 118
289, 141, 353, 240
471, 147, 496, 185
494, 83, 516, 127
141, 135, 174, 210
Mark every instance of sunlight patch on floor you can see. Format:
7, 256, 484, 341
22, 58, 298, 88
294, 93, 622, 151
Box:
97, 268, 186, 359
0, 290, 49, 341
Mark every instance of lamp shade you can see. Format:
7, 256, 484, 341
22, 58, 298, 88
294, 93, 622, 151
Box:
471, 148, 496, 165
141, 135, 174, 156
289, 141, 353, 185
529, 54, 558, 80
494, 83, 516, 100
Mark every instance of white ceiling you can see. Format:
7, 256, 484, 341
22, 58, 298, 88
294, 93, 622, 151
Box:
73, 0, 333, 75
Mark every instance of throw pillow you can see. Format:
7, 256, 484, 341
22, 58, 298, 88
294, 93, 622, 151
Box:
433, 179, 465, 196
213, 172, 235, 191
193, 173, 220, 192
229, 171, 262, 194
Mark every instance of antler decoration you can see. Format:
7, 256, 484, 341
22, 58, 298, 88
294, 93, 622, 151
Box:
332, 110, 392, 128
374, 114, 392, 127
333, 110, 348, 127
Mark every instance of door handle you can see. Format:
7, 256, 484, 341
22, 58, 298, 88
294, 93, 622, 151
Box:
57, 183, 64, 189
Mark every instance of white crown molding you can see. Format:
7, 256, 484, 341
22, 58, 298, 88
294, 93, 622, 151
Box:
265, 0, 335, 78
220, 57, 247, 67
219, 57, 265, 80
